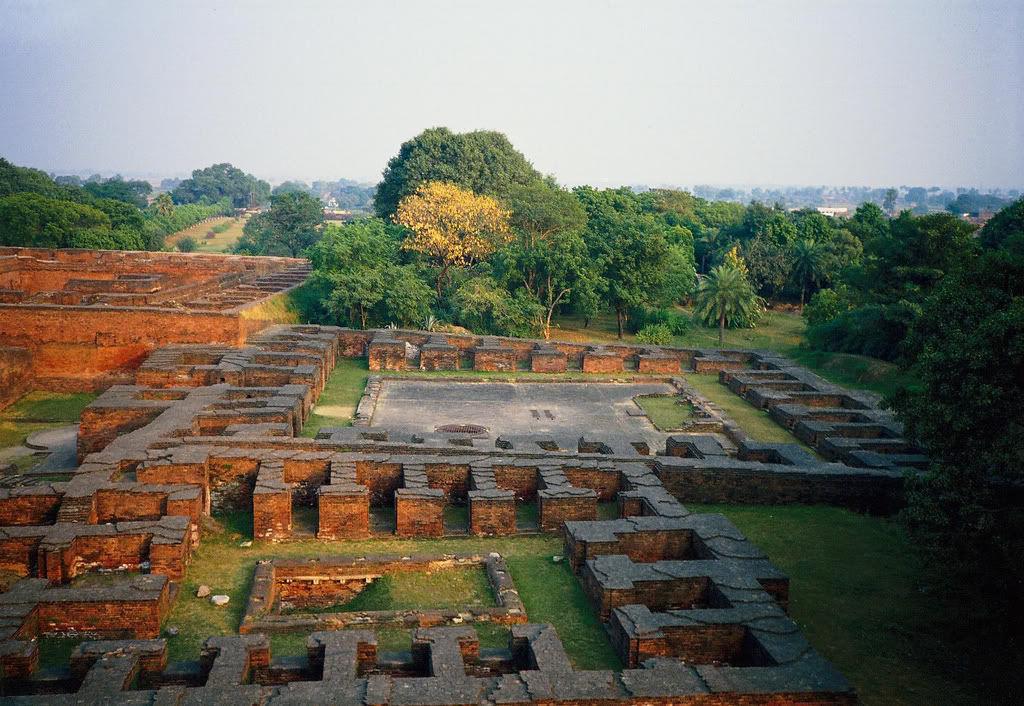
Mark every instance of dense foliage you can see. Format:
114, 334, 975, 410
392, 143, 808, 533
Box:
374, 127, 543, 218
234, 191, 325, 257
0, 157, 233, 251
886, 198, 1024, 634
171, 162, 270, 208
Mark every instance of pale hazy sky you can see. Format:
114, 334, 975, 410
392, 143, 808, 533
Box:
1, 0, 1021, 188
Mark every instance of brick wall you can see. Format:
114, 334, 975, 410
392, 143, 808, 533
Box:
0, 346, 31, 411
394, 490, 444, 537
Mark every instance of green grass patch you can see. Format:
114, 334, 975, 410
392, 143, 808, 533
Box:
163, 513, 615, 669
291, 568, 496, 614
300, 358, 370, 437
515, 502, 538, 528
597, 502, 618, 521
684, 504, 1015, 706
635, 394, 695, 430
239, 290, 301, 323
0, 391, 97, 421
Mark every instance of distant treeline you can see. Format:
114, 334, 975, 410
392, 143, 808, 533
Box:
0, 158, 235, 251
669, 184, 1019, 214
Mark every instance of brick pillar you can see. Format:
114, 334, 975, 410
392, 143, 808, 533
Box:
468, 489, 516, 536
318, 484, 370, 539
538, 488, 597, 533
394, 488, 444, 537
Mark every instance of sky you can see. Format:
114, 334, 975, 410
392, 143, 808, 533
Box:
1, 0, 1021, 189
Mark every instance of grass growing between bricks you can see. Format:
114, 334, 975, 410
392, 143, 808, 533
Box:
684, 373, 823, 459
284, 568, 497, 614
300, 358, 370, 437
163, 512, 620, 670
635, 394, 696, 430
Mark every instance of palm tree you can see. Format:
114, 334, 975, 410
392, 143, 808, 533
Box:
696, 228, 723, 273
790, 238, 827, 308
694, 264, 760, 346
154, 193, 174, 218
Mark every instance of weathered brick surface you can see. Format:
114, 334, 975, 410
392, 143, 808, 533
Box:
317, 486, 369, 539
473, 346, 518, 371
468, 490, 516, 536
0, 345, 31, 411
394, 489, 444, 537
530, 348, 567, 373
538, 490, 597, 533
582, 351, 623, 373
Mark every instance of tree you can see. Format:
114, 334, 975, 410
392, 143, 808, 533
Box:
375, 127, 542, 218
171, 163, 270, 208
887, 245, 1024, 632
0, 158, 59, 198
306, 219, 432, 329
395, 181, 511, 296
0, 192, 111, 247
83, 177, 152, 209
693, 264, 761, 345
883, 188, 898, 214
979, 197, 1024, 250
789, 238, 828, 308
741, 235, 794, 298
596, 215, 671, 339
154, 193, 174, 218
234, 191, 324, 257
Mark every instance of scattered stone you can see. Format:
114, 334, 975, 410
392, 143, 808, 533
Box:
167, 626, 179, 636
552, 555, 563, 563
210, 594, 230, 606
196, 585, 211, 598
240, 540, 252, 547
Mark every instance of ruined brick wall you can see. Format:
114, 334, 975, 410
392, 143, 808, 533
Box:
0, 346, 32, 411
0, 305, 252, 392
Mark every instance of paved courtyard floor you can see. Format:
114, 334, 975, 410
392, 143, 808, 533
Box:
371, 380, 674, 449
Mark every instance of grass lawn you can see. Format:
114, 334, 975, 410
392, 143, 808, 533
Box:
166, 216, 247, 253
289, 568, 497, 614
686, 504, 1019, 706
299, 359, 371, 437
160, 512, 619, 670
0, 391, 97, 451
635, 394, 695, 430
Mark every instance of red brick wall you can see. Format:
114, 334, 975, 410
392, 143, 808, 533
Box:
0, 494, 62, 525
395, 494, 444, 537
254, 491, 291, 541
468, 496, 516, 537
582, 354, 623, 373
473, 349, 517, 372
564, 468, 620, 501
318, 492, 370, 539
539, 496, 596, 533
0, 346, 31, 411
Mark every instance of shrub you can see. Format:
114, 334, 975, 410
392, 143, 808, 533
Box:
635, 323, 673, 345
805, 301, 921, 361
803, 286, 854, 328
665, 310, 691, 335
176, 236, 198, 252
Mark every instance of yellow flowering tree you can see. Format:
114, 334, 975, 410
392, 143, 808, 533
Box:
395, 181, 511, 296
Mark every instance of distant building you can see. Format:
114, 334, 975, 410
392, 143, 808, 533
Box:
815, 207, 849, 218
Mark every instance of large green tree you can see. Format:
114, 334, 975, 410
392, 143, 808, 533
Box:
0, 192, 111, 247
235, 191, 325, 257
789, 238, 828, 308
374, 127, 542, 218
888, 243, 1024, 631
171, 163, 270, 208
306, 219, 432, 329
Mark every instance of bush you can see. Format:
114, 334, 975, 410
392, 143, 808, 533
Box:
803, 286, 854, 328
635, 323, 673, 345
176, 236, 198, 252
665, 310, 690, 334
805, 301, 921, 361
